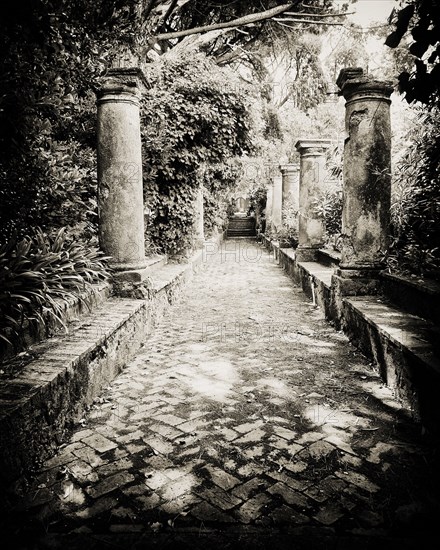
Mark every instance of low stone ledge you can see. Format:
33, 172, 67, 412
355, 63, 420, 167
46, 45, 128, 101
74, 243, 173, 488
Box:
1, 282, 111, 363
273, 244, 440, 433
380, 272, 440, 325
317, 248, 341, 268
0, 298, 149, 489
277, 247, 334, 320
0, 245, 208, 491
342, 296, 440, 432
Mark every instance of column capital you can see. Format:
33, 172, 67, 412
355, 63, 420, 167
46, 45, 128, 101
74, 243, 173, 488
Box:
97, 67, 148, 105
336, 67, 364, 89
295, 139, 331, 157
279, 163, 299, 175
337, 67, 393, 104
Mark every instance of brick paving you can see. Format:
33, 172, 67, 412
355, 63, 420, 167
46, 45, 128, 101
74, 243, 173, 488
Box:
3, 240, 440, 549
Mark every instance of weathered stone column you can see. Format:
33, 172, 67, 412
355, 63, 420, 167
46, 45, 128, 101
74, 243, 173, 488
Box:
280, 163, 300, 224
335, 68, 393, 293
295, 140, 331, 260
271, 172, 283, 233
97, 67, 147, 282
193, 184, 205, 247
265, 181, 273, 232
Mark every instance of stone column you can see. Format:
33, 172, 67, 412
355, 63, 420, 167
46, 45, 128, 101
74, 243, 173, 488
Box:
265, 182, 273, 233
193, 184, 205, 247
295, 139, 331, 261
335, 68, 393, 293
280, 163, 300, 224
271, 172, 283, 233
97, 67, 147, 282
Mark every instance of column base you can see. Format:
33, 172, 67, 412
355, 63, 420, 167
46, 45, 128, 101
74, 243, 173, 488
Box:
332, 266, 383, 296
193, 237, 206, 249
295, 247, 321, 262
112, 268, 151, 283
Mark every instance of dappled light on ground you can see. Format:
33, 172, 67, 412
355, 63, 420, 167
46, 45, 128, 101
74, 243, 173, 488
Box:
4, 241, 440, 549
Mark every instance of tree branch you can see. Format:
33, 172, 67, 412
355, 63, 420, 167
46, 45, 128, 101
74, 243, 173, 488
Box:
274, 18, 344, 26
143, 0, 159, 22
283, 11, 355, 18
159, 0, 179, 31
154, 2, 300, 41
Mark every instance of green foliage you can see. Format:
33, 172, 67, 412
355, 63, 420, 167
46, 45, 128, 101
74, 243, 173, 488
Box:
249, 186, 267, 214
169, 0, 334, 61
388, 104, 440, 277
277, 200, 299, 248
386, 0, 440, 103
0, 228, 109, 352
203, 161, 245, 236
141, 51, 255, 255
311, 189, 343, 251
0, 1, 138, 241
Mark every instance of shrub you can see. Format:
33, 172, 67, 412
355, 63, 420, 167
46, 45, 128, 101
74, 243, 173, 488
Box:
276, 195, 299, 248
0, 228, 109, 352
311, 188, 343, 251
141, 51, 255, 255
0, 1, 142, 242
388, 104, 440, 277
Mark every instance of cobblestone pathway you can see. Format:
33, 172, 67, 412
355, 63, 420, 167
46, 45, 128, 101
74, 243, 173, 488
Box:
4, 240, 440, 549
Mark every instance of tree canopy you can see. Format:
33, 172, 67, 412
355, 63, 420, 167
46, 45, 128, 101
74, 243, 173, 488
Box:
386, 0, 440, 104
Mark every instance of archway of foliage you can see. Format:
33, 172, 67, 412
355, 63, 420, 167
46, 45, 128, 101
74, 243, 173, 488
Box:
140, 51, 255, 255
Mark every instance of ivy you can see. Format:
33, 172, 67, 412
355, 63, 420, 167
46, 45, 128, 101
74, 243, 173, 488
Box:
141, 51, 255, 255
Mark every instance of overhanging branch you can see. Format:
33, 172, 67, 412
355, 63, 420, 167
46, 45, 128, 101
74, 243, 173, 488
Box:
283, 11, 355, 18
154, 2, 300, 41
274, 17, 344, 26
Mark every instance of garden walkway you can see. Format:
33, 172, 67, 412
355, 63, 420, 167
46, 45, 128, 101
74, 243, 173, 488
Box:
4, 240, 440, 549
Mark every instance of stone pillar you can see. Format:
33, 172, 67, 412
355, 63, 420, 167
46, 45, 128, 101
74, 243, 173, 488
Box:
265, 182, 273, 232
280, 163, 300, 224
97, 67, 148, 282
335, 68, 393, 293
271, 172, 283, 233
295, 139, 331, 260
193, 184, 205, 247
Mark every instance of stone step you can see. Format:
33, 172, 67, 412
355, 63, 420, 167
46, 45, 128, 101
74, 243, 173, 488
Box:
228, 218, 255, 224
228, 221, 255, 228
227, 217, 257, 238
227, 230, 256, 236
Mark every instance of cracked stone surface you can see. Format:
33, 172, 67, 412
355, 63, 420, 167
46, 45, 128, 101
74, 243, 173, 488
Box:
2, 240, 440, 549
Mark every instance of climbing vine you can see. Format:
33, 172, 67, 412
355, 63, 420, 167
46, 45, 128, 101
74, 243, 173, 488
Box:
141, 51, 255, 255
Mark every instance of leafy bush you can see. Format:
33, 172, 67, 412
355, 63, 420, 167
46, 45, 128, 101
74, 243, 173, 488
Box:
311, 189, 343, 251
141, 51, 255, 255
0, 228, 109, 352
388, 104, 440, 277
276, 195, 299, 247
0, 1, 144, 242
